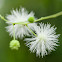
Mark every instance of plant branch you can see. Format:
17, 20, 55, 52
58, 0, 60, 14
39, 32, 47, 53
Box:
34, 11, 62, 22
0, 11, 62, 25
0, 15, 13, 24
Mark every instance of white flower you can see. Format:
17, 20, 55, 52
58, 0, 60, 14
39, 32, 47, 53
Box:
6, 7, 36, 38
25, 23, 60, 58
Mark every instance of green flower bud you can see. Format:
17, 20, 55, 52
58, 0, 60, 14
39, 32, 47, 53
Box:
9, 40, 20, 50
28, 17, 34, 23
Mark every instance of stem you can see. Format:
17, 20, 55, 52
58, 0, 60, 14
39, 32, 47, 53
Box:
0, 11, 62, 25
13, 24, 15, 40
13, 22, 29, 25
34, 11, 62, 22
13, 11, 62, 24
0, 15, 13, 24
26, 25, 37, 37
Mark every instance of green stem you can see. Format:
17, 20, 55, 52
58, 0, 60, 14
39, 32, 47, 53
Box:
13, 22, 29, 25
34, 11, 62, 22
0, 15, 13, 24
26, 25, 37, 37
13, 11, 62, 24
0, 11, 62, 25
13, 24, 15, 40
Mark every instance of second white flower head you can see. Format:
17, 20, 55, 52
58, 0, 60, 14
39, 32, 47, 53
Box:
25, 23, 60, 58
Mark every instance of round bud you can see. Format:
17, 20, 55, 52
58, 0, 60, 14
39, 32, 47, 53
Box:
9, 40, 20, 50
28, 17, 34, 23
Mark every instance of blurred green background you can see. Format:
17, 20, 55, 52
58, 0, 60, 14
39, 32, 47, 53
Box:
0, 0, 62, 62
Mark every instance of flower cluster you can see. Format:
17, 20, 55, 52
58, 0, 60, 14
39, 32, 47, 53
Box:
0, 7, 60, 58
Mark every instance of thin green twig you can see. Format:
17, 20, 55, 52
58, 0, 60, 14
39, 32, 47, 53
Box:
13, 22, 29, 25
13, 24, 15, 40
26, 25, 37, 37
0, 11, 62, 25
0, 15, 13, 24
34, 11, 62, 22
13, 11, 62, 24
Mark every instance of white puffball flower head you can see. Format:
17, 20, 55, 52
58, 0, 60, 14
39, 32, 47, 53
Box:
6, 7, 36, 38
25, 23, 60, 58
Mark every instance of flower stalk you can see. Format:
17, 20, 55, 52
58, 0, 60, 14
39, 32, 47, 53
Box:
13, 24, 15, 40
26, 25, 37, 37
